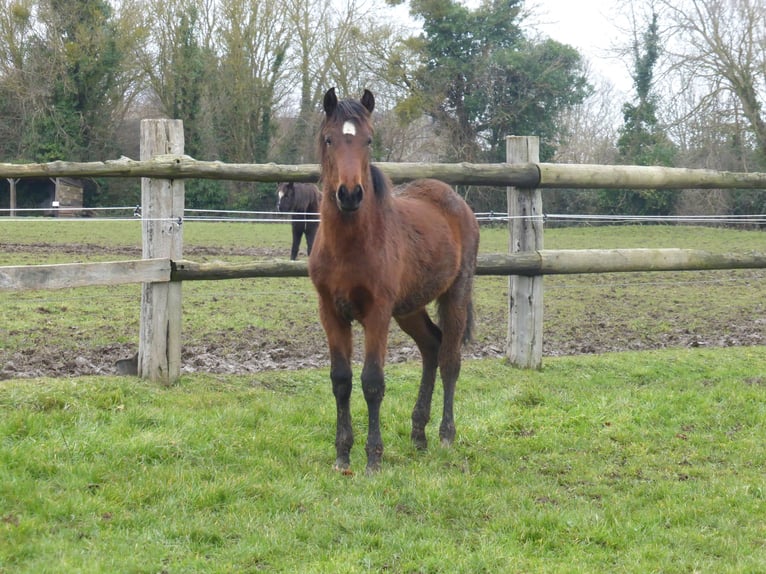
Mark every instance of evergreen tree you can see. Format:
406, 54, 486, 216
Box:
27, 0, 124, 162
398, 0, 589, 163
606, 12, 678, 216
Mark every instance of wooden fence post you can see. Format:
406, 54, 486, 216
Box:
139, 120, 184, 384
7, 178, 18, 216
506, 135, 543, 369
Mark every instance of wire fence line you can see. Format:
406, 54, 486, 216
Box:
2, 206, 765, 225
546, 214, 766, 225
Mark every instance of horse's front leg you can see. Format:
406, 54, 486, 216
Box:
305, 223, 318, 256
290, 220, 303, 260
361, 311, 392, 473
331, 349, 354, 470
319, 302, 354, 470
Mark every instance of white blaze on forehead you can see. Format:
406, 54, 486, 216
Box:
342, 121, 356, 136
278, 190, 284, 199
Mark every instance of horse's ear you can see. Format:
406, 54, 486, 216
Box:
361, 89, 375, 114
323, 88, 338, 115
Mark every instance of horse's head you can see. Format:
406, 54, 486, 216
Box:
276, 182, 295, 212
319, 88, 375, 213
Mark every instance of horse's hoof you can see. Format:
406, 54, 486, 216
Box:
411, 431, 428, 451
333, 456, 352, 472
439, 423, 456, 446
365, 462, 381, 475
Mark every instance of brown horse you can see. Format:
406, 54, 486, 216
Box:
308, 88, 480, 473
276, 182, 321, 260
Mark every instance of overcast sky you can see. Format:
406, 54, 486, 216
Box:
531, 0, 634, 95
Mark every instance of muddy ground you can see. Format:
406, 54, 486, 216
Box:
2, 242, 764, 379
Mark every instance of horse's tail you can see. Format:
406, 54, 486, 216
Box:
462, 298, 475, 345
461, 236, 479, 346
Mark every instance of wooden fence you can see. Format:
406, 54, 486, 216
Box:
2, 119, 766, 384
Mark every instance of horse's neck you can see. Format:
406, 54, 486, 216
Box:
320, 188, 394, 247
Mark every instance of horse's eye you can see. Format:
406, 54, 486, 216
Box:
366, 137, 373, 146
324, 136, 332, 146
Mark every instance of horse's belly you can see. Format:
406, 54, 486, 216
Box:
392, 263, 458, 317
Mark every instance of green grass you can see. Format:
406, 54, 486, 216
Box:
2, 221, 766, 571
3, 219, 766, 256
0, 219, 279, 256
2, 348, 766, 572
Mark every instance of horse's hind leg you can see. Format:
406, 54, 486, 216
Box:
436, 289, 471, 447
395, 310, 442, 450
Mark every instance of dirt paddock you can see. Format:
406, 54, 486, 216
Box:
2, 243, 764, 379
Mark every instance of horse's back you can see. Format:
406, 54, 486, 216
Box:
395, 178, 479, 252
397, 178, 472, 216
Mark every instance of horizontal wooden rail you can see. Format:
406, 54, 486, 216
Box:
3, 156, 766, 189
538, 163, 766, 189
0, 258, 170, 291
0, 156, 538, 187
476, 249, 766, 275
4, 249, 765, 292
171, 249, 766, 280
171, 259, 307, 280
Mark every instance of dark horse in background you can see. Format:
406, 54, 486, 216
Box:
309, 88, 479, 473
276, 182, 321, 260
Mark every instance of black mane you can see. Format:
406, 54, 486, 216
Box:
370, 164, 390, 201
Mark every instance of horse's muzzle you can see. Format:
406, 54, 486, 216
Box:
336, 184, 363, 212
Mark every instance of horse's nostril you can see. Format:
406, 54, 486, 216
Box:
336, 184, 363, 212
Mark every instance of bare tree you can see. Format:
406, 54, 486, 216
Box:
214, 0, 290, 164
142, 0, 219, 158
0, 0, 34, 157
660, 0, 766, 165
0, 0, 34, 75
274, 0, 414, 163
554, 75, 621, 165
